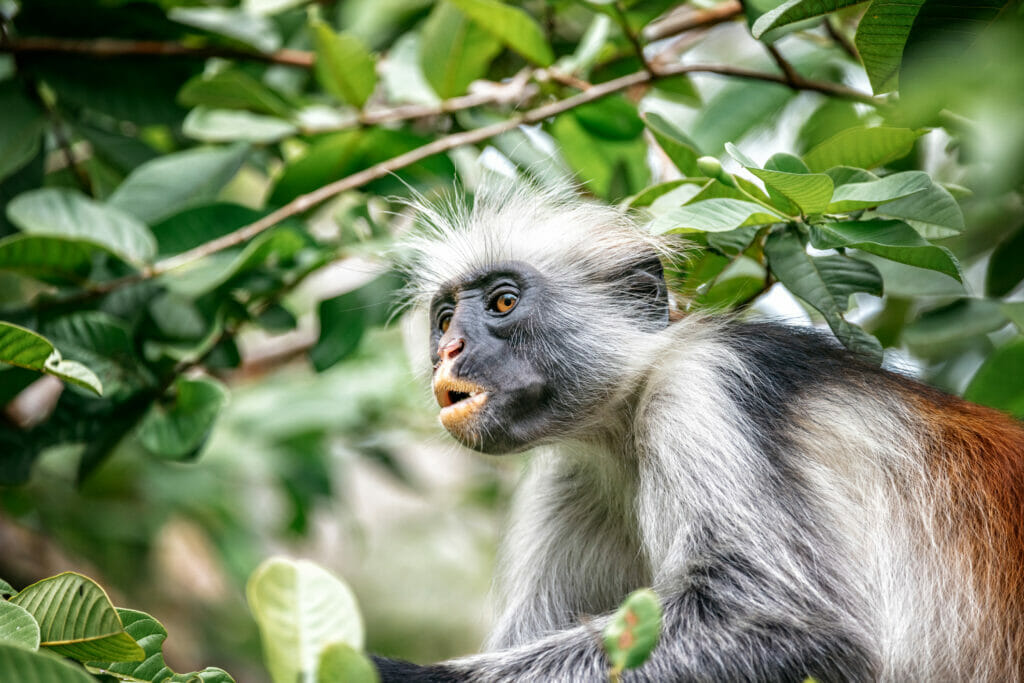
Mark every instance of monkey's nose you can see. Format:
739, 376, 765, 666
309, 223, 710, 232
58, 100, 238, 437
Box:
439, 338, 465, 361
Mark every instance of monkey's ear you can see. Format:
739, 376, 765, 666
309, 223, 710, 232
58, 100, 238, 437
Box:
621, 252, 670, 328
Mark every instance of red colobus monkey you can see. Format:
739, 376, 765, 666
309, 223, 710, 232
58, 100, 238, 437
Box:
372, 183, 1024, 682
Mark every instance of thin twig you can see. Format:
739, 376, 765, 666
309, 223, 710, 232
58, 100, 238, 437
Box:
613, 2, 653, 74
825, 16, 859, 62
643, 1, 743, 42
763, 42, 801, 88
61, 60, 876, 302
0, 37, 314, 67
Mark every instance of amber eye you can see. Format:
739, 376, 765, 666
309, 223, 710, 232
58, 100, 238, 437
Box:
439, 312, 452, 333
491, 291, 518, 314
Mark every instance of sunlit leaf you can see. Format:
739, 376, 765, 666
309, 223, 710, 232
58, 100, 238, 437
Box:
726, 143, 834, 214
169, 7, 281, 52
0, 601, 40, 651
752, 0, 866, 39
874, 181, 964, 239
650, 198, 783, 234
310, 13, 378, 108
317, 642, 379, 683
420, 1, 502, 98
108, 143, 250, 225
826, 171, 930, 212
854, 0, 925, 93
86, 609, 235, 683
7, 188, 156, 265
809, 219, 960, 280
802, 127, 920, 172
0, 322, 103, 396
247, 557, 364, 683
10, 573, 143, 662
448, 0, 555, 65
184, 108, 298, 144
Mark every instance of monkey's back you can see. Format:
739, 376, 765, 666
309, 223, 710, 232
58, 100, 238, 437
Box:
691, 319, 1024, 681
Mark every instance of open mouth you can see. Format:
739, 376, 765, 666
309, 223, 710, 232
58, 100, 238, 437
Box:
432, 375, 489, 429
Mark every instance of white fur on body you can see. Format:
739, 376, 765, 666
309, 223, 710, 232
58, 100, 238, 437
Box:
397, 184, 997, 682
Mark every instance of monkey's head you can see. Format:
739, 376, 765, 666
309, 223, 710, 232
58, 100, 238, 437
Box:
402, 183, 672, 454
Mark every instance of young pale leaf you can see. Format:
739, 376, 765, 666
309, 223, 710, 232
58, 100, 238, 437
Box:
752, 0, 866, 39
0, 643, 97, 683
0, 322, 103, 396
184, 108, 298, 144
986, 224, 1024, 297
854, 0, 925, 93
448, 0, 554, 65
603, 588, 662, 673
0, 580, 14, 598
0, 601, 40, 651
178, 69, 294, 117
0, 83, 46, 184
317, 642, 379, 683
247, 557, 365, 683
86, 609, 235, 683
310, 14, 378, 108
826, 171, 930, 212
802, 127, 920, 172
108, 143, 250, 225
809, 220, 960, 280
726, 143, 833, 214
965, 340, 1024, 418
169, 7, 280, 52
420, 2, 503, 98
7, 188, 156, 265
650, 198, 783, 234
136, 376, 228, 461
10, 573, 144, 663
765, 227, 883, 360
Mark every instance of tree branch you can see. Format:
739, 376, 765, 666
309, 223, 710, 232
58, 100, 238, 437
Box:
643, 1, 743, 42
0, 37, 314, 68
825, 16, 859, 62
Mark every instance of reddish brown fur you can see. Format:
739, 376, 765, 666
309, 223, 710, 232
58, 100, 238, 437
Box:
908, 384, 1024, 677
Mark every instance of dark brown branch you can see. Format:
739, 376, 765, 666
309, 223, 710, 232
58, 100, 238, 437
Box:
825, 16, 859, 62
763, 41, 801, 88
0, 37, 314, 68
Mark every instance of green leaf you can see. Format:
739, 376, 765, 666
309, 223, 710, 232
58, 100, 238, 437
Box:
169, 7, 281, 53
7, 188, 156, 265
987, 224, 1024, 297
0, 83, 46, 184
86, 609, 235, 683
644, 113, 700, 176
178, 69, 294, 117
627, 180, 695, 208
0, 234, 123, 286
796, 100, 863, 153
151, 203, 264, 257
0, 643, 97, 683
0, 322, 103, 396
854, 0, 925, 93
162, 227, 306, 297
420, 2, 503, 98
311, 273, 402, 372
309, 14, 378, 108
603, 588, 662, 673
448, 0, 555, 65
965, 339, 1024, 418
903, 298, 1009, 358
247, 557, 365, 683
689, 81, 793, 155
108, 143, 250, 225
0, 601, 40, 651
574, 96, 645, 141
317, 642, 379, 683
809, 219, 960, 280
136, 376, 228, 461
802, 126, 920, 172
726, 143, 834, 214
10, 573, 144, 663
874, 180, 964, 239
0, 579, 15, 598
549, 113, 649, 200
184, 108, 298, 144
826, 171, 931, 212
752, 0, 866, 39
1001, 302, 1024, 332
650, 198, 783, 234
765, 227, 883, 359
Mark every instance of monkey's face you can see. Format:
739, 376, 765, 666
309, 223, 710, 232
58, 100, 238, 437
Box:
428, 262, 558, 454
426, 258, 669, 454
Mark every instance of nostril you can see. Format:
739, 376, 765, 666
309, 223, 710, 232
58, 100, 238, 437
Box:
440, 338, 465, 361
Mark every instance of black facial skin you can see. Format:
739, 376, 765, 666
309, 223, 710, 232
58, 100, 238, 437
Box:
429, 255, 669, 454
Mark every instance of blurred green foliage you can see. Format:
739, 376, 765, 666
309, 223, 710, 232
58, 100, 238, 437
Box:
0, 0, 1022, 679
